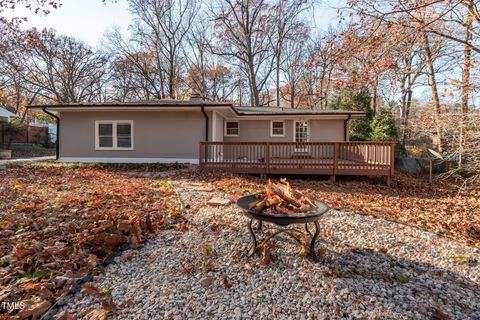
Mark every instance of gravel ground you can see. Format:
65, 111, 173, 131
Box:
62, 176, 480, 320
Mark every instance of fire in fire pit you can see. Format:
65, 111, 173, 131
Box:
248, 178, 317, 214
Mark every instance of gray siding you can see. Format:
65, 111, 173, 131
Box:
223, 119, 345, 142
310, 119, 345, 142
224, 120, 294, 142
59, 111, 205, 160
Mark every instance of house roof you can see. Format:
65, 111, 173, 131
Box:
0, 107, 16, 118
26, 100, 232, 108
26, 100, 366, 117
233, 106, 366, 116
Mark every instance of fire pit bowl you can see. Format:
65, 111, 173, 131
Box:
237, 194, 330, 259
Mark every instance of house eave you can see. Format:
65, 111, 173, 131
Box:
26, 103, 366, 119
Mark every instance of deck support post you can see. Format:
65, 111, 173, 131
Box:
386, 175, 391, 187
330, 175, 336, 182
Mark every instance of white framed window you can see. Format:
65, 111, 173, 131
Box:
270, 120, 285, 137
224, 121, 239, 137
95, 120, 134, 150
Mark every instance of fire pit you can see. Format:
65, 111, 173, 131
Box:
236, 179, 330, 259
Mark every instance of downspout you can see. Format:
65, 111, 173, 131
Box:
343, 114, 351, 141
200, 105, 209, 165
200, 105, 209, 141
42, 107, 60, 160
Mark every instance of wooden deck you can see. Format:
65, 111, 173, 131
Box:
199, 141, 395, 183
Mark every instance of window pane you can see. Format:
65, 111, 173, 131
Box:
117, 137, 132, 148
272, 122, 284, 135
226, 122, 238, 135
99, 137, 113, 148
117, 124, 131, 136
99, 124, 113, 136
226, 122, 238, 129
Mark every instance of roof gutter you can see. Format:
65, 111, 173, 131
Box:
343, 114, 351, 141
42, 107, 60, 160
200, 105, 209, 141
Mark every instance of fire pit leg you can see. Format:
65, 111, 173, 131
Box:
309, 221, 320, 259
247, 218, 257, 256
305, 223, 312, 236
256, 220, 263, 231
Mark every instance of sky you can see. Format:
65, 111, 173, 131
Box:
6, 0, 340, 47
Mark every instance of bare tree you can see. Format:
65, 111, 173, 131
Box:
269, 0, 310, 107
212, 0, 275, 107
280, 30, 309, 108
9, 29, 107, 103
128, 0, 197, 99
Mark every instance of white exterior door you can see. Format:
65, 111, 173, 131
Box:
294, 121, 309, 152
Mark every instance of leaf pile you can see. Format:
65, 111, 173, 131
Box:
0, 165, 184, 319
179, 171, 480, 247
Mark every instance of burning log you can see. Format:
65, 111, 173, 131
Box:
248, 179, 316, 214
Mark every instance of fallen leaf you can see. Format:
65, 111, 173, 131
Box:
14, 296, 51, 320
379, 247, 389, 254
82, 283, 101, 296
84, 308, 109, 320
53, 308, 74, 320
102, 299, 117, 312
121, 250, 134, 261
104, 234, 123, 249
299, 245, 310, 257
181, 263, 195, 274
87, 254, 98, 269
23, 283, 37, 292
222, 277, 233, 289
243, 263, 253, 271
201, 245, 214, 255
331, 268, 342, 278
260, 245, 276, 266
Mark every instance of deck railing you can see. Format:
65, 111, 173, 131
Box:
199, 141, 395, 181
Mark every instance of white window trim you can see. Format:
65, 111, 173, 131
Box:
270, 120, 285, 137
95, 120, 134, 151
224, 121, 239, 137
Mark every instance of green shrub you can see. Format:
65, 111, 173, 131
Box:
370, 108, 397, 141
329, 87, 374, 141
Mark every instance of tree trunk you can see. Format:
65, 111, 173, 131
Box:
422, 31, 443, 152
169, 59, 175, 99
247, 58, 260, 106
402, 89, 413, 144
459, 9, 473, 168
370, 76, 378, 114
276, 55, 281, 107
290, 82, 295, 109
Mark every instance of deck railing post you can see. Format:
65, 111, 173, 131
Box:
199, 142, 204, 168
390, 142, 395, 176
332, 142, 339, 181
265, 142, 270, 175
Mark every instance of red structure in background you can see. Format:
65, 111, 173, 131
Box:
0, 122, 49, 148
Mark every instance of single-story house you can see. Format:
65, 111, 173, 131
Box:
0, 107, 16, 122
28, 95, 394, 182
